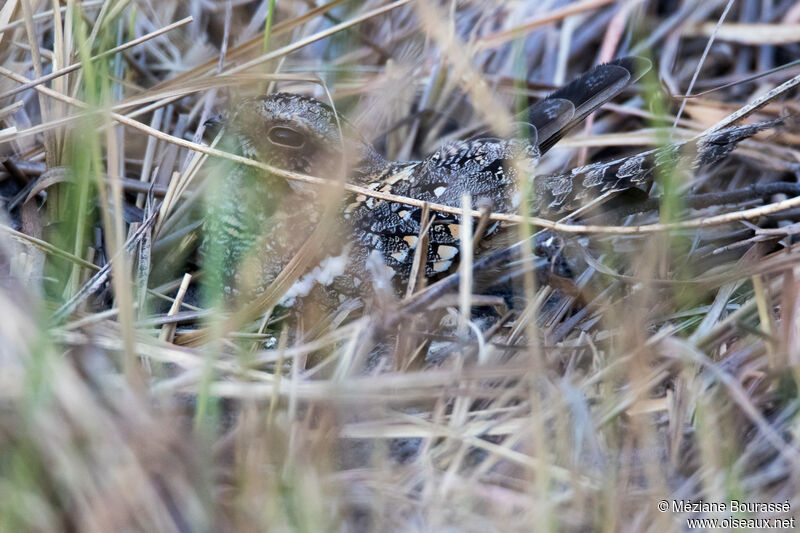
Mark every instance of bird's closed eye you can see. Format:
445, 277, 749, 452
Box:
268, 126, 306, 148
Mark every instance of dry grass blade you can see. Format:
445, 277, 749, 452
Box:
0, 16, 194, 101
476, 0, 621, 50
5, 65, 797, 236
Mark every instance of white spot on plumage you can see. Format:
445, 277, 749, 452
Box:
437, 245, 458, 261
432, 260, 452, 273
391, 249, 408, 262
279, 247, 350, 305
434, 186, 446, 197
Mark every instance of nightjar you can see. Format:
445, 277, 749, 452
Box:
201, 56, 774, 313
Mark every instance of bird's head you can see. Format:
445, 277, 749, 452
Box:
227, 93, 385, 185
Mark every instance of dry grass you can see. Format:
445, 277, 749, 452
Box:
2, 1, 800, 531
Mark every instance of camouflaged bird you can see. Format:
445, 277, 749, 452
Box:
202, 56, 777, 311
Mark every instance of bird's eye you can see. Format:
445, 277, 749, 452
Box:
268, 126, 306, 148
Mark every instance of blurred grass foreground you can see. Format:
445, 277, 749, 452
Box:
2, 1, 800, 531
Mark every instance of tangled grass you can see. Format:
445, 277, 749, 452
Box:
1, 0, 800, 531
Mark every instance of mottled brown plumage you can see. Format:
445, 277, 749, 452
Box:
202, 57, 776, 312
